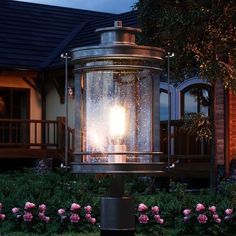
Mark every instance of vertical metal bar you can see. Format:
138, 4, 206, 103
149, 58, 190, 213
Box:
167, 54, 171, 169
61, 53, 70, 168
152, 72, 160, 162
166, 52, 174, 169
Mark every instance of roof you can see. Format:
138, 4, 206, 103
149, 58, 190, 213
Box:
0, 0, 138, 71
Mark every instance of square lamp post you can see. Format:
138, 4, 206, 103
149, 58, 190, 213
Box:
71, 21, 166, 236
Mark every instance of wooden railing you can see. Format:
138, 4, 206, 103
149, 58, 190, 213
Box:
0, 117, 74, 161
0, 118, 74, 161
0, 119, 58, 147
160, 120, 211, 156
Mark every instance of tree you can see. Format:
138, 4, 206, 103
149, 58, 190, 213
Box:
135, 0, 236, 90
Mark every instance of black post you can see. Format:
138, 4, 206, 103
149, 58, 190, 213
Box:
100, 175, 135, 236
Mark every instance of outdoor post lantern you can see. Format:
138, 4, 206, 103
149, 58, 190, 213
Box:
71, 21, 166, 236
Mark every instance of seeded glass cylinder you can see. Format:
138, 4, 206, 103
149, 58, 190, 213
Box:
82, 67, 153, 163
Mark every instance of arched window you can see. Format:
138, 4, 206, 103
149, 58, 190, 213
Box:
160, 89, 168, 121
181, 85, 211, 117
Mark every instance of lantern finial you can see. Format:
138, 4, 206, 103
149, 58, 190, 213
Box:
114, 20, 122, 27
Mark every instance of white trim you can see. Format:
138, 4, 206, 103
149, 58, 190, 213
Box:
160, 82, 176, 120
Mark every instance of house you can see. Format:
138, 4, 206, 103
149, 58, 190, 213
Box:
0, 0, 235, 180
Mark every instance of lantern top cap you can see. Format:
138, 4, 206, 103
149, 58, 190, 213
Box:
71, 20, 165, 66
95, 20, 141, 45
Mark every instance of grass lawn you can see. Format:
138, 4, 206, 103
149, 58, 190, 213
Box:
4, 233, 100, 236
3, 229, 178, 236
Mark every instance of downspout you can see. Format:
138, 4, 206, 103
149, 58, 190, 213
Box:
210, 81, 216, 190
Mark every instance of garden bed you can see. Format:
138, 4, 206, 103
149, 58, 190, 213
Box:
0, 169, 235, 235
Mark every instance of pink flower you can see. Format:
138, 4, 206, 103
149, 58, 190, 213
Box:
196, 203, 205, 212
154, 214, 161, 221
183, 209, 191, 216
213, 214, 219, 220
85, 213, 91, 220
0, 213, 5, 220
157, 218, 164, 224
38, 212, 45, 220
38, 204, 46, 213
197, 214, 208, 224
57, 208, 65, 216
225, 208, 233, 215
208, 206, 216, 213
23, 212, 33, 222
12, 207, 20, 214
84, 205, 92, 214
215, 218, 221, 224
38, 212, 50, 223
151, 206, 160, 214
89, 217, 96, 224
70, 203, 81, 212
70, 213, 80, 223
70, 214, 80, 223
138, 203, 148, 212
44, 216, 50, 223
24, 202, 36, 210
138, 214, 149, 224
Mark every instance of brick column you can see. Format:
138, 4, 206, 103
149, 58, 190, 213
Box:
229, 90, 236, 164
214, 79, 225, 167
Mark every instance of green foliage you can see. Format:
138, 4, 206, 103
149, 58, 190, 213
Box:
135, 0, 236, 91
182, 113, 212, 141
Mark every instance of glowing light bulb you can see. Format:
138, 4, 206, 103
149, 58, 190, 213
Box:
109, 105, 126, 141
108, 104, 127, 163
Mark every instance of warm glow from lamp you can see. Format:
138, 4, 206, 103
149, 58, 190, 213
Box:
109, 105, 126, 141
108, 104, 127, 162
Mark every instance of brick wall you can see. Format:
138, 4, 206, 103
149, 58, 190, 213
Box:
214, 80, 225, 165
229, 90, 236, 162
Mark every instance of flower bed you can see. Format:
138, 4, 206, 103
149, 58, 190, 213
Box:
0, 170, 236, 235
0, 201, 235, 235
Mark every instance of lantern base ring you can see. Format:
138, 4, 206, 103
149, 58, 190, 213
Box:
74, 151, 162, 156
70, 162, 167, 174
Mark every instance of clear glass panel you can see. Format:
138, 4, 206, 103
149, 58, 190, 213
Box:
83, 69, 153, 163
